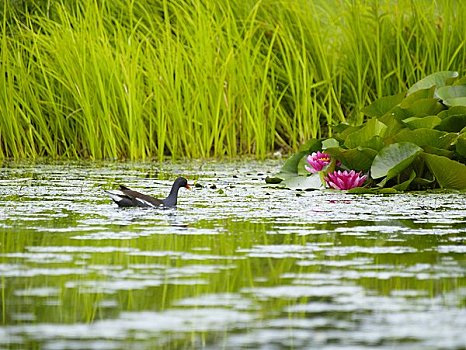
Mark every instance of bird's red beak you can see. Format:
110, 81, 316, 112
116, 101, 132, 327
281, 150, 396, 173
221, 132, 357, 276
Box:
185, 184, 191, 190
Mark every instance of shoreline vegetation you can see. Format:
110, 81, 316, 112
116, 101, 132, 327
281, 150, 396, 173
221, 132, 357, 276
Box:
1, 0, 465, 160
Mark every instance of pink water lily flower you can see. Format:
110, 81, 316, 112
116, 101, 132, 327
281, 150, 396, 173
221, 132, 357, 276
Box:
324, 170, 367, 190
305, 151, 331, 173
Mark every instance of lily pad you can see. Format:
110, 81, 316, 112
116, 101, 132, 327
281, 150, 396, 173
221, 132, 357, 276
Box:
437, 105, 466, 119
361, 92, 405, 118
322, 138, 340, 149
402, 115, 441, 129
282, 173, 324, 190
456, 133, 466, 157
407, 71, 459, 95
441, 97, 466, 107
371, 142, 422, 180
437, 85, 466, 98
326, 147, 377, 172
403, 98, 445, 117
265, 151, 307, 184
392, 170, 416, 191
436, 114, 466, 132
344, 118, 387, 149
393, 128, 456, 149
423, 153, 466, 189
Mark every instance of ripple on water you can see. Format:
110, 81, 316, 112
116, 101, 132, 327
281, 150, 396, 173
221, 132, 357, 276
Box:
0, 161, 465, 349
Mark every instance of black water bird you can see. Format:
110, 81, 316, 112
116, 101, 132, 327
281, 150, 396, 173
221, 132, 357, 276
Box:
106, 177, 191, 208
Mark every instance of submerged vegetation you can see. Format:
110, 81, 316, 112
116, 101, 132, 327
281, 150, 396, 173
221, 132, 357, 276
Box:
1, 0, 466, 159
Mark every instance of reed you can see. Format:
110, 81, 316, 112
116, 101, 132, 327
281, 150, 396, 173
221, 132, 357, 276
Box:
0, 0, 465, 160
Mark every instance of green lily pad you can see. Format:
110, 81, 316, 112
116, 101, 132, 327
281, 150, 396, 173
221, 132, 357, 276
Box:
436, 114, 466, 132
404, 98, 445, 117
441, 97, 466, 107
423, 153, 466, 189
347, 187, 399, 194
322, 138, 340, 149
403, 115, 441, 129
393, 128, 457, 149
435, 85, 466, 104
437, 106, 466, 119
326, 147, 377, 172
393, 170, 416, 191
361, 92, 405, 118
265, 151, 308, 184
456, 133, 466, 157
402, 87, 436, 107
344, 118, 387, 149
299, 138, 322, 152
371, 142, 423, 180
282, 173, 324, 190
378, 113, 406, 139
407, 71, 459, 96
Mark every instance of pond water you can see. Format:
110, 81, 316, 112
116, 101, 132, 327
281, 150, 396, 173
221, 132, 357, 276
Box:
0, 160, 465, 349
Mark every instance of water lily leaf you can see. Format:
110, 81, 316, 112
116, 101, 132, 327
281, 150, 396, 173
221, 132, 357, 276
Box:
299, 138, 322, 152
456, 133, 466, 157
436, 114, 466, 132
322, 138, 340, 149
423, 153, 466, 189
361, 92, 405, 117
344, 118, 387, 149
336, 124, 362, 141
282, 173, 324, 190
407, 71, 459, 95
390, 105, 414, 121
403, 98, 445, 117
402, 87, 435, 107
393, 128, 457, 149
403, 115, 441, 129
437, 105, 466, 119
265, 150, 308, 183
441, 97, 466, 107
378, 113, 405, 138
393, 170, 416, 191
363, 136, 385, 151
371, 142, 422, 180
437, 85, 466, 98
347, 187, 399, 194
326, 147, 377, 171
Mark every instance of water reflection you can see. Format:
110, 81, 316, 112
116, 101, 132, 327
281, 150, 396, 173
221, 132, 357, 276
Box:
0, 160, 465, 349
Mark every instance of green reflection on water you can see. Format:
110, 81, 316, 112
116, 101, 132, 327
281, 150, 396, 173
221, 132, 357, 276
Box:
0, 161, 465, 349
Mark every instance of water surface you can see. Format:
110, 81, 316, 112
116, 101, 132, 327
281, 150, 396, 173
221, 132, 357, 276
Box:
1, 160, 465, 349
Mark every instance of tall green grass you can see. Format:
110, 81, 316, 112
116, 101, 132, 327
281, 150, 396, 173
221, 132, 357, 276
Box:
0, 0, 465, 160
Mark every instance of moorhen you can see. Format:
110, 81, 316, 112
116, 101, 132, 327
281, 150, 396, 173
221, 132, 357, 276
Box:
106, 177, 191, 208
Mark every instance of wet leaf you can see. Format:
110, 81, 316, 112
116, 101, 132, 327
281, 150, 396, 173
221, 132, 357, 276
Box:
361, 92, 405, 117
326, 147, 377, 172
344, 118, 387, 149
407, 71, 459, 95
423, 153, 466, 189
393, 170, 416, 191
393, 128, 457, 149
371, 142, 422, 180
403, 116, 441, 129
436, 114, 466, 132
435, 85, 466, 106
265, 151, 307, 184
456, 133, 466, 157
282, 173, 323, 190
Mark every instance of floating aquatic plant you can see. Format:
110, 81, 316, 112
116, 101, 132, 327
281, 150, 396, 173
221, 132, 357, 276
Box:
267, 71, 466, 191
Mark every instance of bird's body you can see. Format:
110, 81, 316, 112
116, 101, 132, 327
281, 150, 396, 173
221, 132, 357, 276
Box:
106, 177, 190, 208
